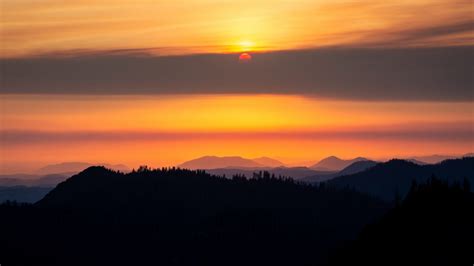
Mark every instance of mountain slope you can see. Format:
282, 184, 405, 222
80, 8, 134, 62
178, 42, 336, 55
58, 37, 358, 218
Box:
1, 166, 388, 266
311, 156, 368, 171
331, 178, 474, 265
178, 156, 263, 169
327, 157, 474, 201
301, 160, 377, 183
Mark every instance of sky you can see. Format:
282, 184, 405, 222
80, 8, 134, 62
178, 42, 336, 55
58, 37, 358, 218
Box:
0, 0, 473, 173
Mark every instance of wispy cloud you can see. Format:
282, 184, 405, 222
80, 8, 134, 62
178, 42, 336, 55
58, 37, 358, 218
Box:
1, 0, 472, 57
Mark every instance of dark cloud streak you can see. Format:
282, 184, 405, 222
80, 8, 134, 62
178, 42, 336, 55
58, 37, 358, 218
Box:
2, 126, 473, 145
1, 46, 472, 101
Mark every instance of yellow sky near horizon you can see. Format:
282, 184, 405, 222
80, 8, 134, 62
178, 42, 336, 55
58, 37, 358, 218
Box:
1, 0, 472, 57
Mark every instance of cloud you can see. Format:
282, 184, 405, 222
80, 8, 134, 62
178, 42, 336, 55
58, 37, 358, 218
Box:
3, 122, 473, 145
356, 20, 474, 46
1, 46, 472, 101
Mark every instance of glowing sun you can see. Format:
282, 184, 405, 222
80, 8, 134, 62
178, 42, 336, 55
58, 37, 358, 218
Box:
239, 52, 252, 63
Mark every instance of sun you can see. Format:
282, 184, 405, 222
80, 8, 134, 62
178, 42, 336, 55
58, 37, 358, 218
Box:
239, 53, 252, 63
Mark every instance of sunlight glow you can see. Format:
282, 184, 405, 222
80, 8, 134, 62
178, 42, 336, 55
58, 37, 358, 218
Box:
238, 41, 255, 52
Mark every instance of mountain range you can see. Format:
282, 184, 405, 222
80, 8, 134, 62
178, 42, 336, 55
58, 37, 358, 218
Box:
177, 156, 286, 169
1, 154, 473, 204
1, 158, 472, 264
327, 157, 474, 201
309, 156, 369, 171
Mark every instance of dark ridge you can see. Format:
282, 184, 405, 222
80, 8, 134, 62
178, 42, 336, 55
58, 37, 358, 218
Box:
330, 177, 474, 265
0, 166, 388, 266
327, 157, 474, 201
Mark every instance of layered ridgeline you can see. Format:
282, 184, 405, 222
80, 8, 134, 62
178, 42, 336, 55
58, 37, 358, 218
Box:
0, 166, 387, 266
177, 155, 373, 181
326, 157, 474, 201
0, 163, 130, 203
309, 156, 369, 171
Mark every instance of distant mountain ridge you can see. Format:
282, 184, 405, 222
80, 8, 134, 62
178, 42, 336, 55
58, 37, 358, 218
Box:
327, 157, 474, 201
251, 157, 284, 167
0, 173, 69, 187
178, 156, 278, 169
310, 156, 369, 171
0, 186, 53, 203
408, 152, 474, 164
302, 160, 378, 183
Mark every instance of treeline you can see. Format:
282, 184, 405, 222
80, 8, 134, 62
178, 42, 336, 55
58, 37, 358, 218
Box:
1, 167, 471, 266
0, 166, 387, 266
330, 176, 474, 266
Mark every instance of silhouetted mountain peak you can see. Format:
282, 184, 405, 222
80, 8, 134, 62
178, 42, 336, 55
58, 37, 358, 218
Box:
338, 160, 378, 176
36, 162, 129, 175
328, 157, 474, 201
78, 166, 110, 176
178, 155, 263, 169
384, 159, 419, 167
311, 156, 368, 171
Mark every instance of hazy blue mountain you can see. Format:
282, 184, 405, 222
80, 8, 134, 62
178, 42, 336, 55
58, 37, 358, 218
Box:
302, 160, 378, 183
0, 186, 53, 203
408, 153, 473, 164
0, 173, 71, 187
178, 156, 264, 169
310, 156, 368, 171
337, 160, 378, 176
327, 157, 474, 201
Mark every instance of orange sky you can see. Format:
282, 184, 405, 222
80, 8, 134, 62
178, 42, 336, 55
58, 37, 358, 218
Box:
1, 95, 472, 172
1, 0, 472, 57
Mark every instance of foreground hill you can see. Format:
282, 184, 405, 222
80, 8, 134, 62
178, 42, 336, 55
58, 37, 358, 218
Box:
327, 157, 474, 201
0, 166, 387, 266
331, 178, 474, 265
